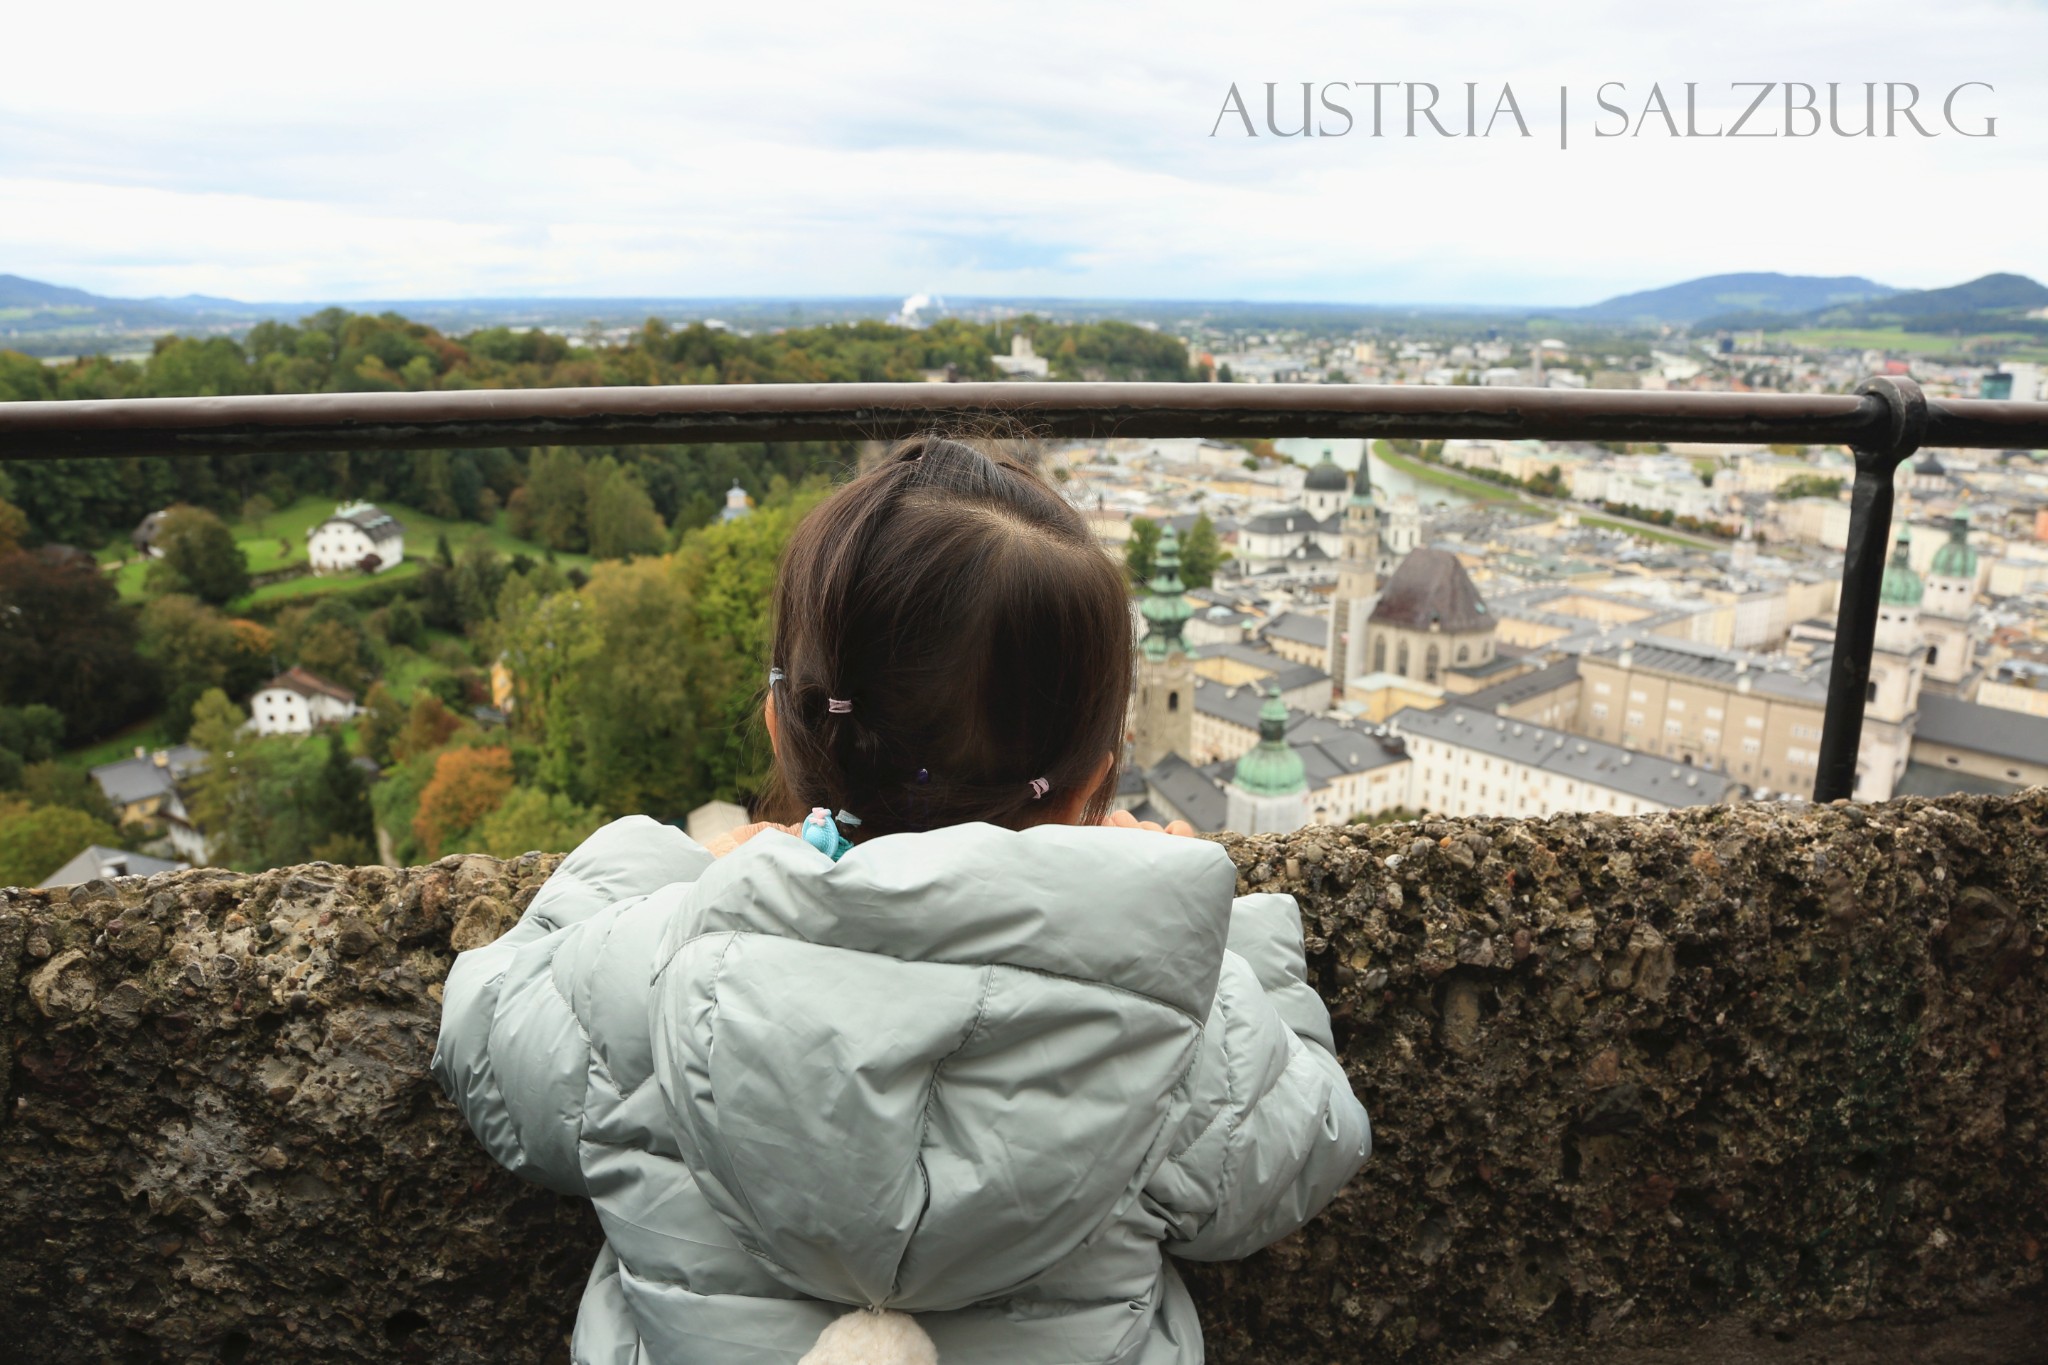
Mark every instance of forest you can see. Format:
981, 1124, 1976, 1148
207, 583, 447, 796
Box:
0, 307, 1199, 884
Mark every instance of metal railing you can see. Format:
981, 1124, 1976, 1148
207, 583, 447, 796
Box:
5, 377, 2046, 802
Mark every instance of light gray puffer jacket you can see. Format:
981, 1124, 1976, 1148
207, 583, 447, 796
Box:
433, 815, 1370, 1364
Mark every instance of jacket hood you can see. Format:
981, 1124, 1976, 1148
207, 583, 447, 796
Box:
648, 822, 1237, 1313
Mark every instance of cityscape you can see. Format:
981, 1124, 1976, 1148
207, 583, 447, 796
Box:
5, 277, 2048, 888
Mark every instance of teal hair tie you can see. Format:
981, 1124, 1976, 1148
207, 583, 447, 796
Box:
802, 806, 860, 860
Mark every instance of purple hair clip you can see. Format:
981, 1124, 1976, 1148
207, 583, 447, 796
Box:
827, 698, 853, 714
1028, 777, 1050, 800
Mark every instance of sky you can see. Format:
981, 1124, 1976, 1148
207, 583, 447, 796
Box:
2, 0, 2043, 307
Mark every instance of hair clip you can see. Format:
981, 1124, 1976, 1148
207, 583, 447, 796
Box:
915, 768, 929, 784
802, 807, 854, 861
1028, 777, 1051, 800
767, 667, 785, 686
827, 698, 853, 713
834, 809, 863, 827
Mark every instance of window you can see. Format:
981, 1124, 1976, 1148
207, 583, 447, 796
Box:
1926, 645, 1939, 665
1664, 720, 1681, 736
1742, 738, 1761, 755
1594, 681, 1612, 696
1396, 641, 1410, 675
1373, 638, 1386, 672
1866, 681, 1878, 703
1591, 703, 1609, 721
1425, 645, 1440, 684
1791, 724, 1821, 740
1706, 706, 1724, 721
1626, 710, 1644, 727
1629, 689, 1647, 703
1167, 691, 1179, 711
1745, 716, 1763, 730
1703, 728, 1720, 743
1668, 698, 1685, 712
1457, 645, 1469, 662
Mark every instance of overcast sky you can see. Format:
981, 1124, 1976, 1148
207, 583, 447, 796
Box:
2, 0, 2041, 306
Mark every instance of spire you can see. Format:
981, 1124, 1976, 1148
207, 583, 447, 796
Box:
1140, 524, 1193, 662
1879, 527, 1924, 607
1351, 441, 1374, 504
1232, 687, 1307, 795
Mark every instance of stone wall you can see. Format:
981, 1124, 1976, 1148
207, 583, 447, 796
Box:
3, 792, 2044, 1363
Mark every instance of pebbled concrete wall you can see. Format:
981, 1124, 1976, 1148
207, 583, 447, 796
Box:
3, 792, 2044, 1363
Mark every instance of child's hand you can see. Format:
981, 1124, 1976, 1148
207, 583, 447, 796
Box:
703, 821, 798, 858
1101, 809, 1199, 838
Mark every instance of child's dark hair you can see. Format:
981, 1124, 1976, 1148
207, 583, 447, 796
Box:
761, 434, 1132, 837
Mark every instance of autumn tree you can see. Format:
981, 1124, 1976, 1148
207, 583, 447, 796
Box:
139, 594, 275, 738
395, 693, 463, 761
0, 498, 28, 557
412, 745, 515, 858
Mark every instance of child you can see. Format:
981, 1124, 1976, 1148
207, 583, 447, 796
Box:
433, 436, 1370, 1365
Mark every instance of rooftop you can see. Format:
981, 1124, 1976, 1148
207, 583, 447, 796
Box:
38, 845, 188, 890
1369, 547, 1492, 633
1394, 702, 1741, 807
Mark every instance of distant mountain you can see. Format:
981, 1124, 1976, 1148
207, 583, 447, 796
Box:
1696, 272, 2048, 336
0, 273, 110, 309
1569, 272, 1898, 325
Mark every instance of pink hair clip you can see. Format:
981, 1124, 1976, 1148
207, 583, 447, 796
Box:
1028, 777, 1050, 800
827, 698, 853, 714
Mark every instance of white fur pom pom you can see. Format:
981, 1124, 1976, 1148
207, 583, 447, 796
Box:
797, 1307, 939, 1365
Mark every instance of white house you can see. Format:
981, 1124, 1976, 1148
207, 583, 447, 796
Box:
308, 503, 405, 575
249, 667, 360, 736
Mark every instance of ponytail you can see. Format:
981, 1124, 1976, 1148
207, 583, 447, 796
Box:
798, 1307, 938, 1365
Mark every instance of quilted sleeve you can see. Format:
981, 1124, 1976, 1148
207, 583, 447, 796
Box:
430, 815, 712, 1195
1143, 892, 1371, 1262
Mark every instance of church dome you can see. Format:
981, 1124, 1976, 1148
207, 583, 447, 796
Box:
1929, 512, 1979, 580
1879, 529, 1923, 607
1303, 451, 1349, 492
1232, 689, 1307, 795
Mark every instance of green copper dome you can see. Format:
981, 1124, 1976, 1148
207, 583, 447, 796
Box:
1232, 688, 1307, 796
1879, 528, 1923, 607
1139, 524, 1193, 662
1929, 511, 1979, 581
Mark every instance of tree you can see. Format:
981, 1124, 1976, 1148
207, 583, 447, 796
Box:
412, 745, 515, 858
17, 761, 119, 825
526, 448, 590, 552
1123, 517, 1162, 586
139, 595, 273, 739
0, 796, 120, 887
379, 598, 425, 649
1180, 513, 1222, 589
241, 494, 277, 535
307, 734, 375, 865
358, 682, 406, 765
0, 548, 153, 742
588, 466, 668, 559
475, 785, 605, 857
395, 693, 463, 761
147, 505, 250, 605
1778, 474, 1844, 502
0, 498, 27, 557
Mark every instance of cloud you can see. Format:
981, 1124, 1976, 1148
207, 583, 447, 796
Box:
1, 0, 2040, 304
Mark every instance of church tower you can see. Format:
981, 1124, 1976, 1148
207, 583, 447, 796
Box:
1326, 444, 1381, 685
1225, 688, 1311, 834
1860, 528, 1925, 800
1132, 525, 1195, 770
1921, 510, 1979, 692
